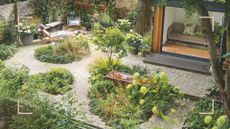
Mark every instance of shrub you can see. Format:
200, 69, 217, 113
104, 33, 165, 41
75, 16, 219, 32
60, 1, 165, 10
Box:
0, 63, 29, 97
185, 99, 230, 129
116, 19, 132, 32
34, 45, 73, 64
0, 44, 17, 60
93, 27, 126, 66
0, 21, 17, 45
99, 13, 114, 28
35, 35, 90, 64
23, 68, 74, 95
88, 58, 182, 128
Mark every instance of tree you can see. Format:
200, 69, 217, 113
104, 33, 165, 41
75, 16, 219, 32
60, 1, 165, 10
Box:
224, 0, 230, 118
135, 0, 153, 35
93, 27, 126, 66
182, 0, 230, 118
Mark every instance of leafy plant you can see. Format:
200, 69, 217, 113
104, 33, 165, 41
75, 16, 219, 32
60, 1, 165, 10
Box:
0, 44, 17, 60
0, 21, 17, 44
35, 35, 90, 64
116, 19, 132, 32
23, 68, 73, 95
88, 58, 182, 128
141, 32, 152, 54
34, 45, 73, 64
93, 27, 126, 66
99, 13, 114, 28
185, 99, 230, 129
17, 23, 37, 36
126, 31, 143, 55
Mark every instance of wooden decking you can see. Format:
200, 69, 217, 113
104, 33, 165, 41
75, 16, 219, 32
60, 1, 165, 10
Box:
144, 53, 210, 74
162, 43, 210, 59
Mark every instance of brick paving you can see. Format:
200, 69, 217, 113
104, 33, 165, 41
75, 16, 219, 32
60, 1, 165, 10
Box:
4, 44, 213, 129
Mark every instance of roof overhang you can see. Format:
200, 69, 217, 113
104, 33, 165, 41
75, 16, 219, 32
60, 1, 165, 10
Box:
153, 0, 225, 12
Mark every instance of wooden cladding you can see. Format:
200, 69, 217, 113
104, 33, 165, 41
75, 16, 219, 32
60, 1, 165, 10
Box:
152, 6, 164, 53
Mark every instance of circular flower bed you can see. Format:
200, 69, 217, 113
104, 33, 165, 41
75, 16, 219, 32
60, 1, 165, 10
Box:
22, 68, 74, 95
88, 58, 183, 128
34, 35, 90, 64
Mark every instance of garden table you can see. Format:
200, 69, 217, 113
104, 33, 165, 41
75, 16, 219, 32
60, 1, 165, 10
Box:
105, 71, 133, 84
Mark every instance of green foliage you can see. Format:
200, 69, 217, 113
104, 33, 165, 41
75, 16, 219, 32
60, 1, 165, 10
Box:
116, 19, 132, 32
32, 0, 68, 24
126, 31, 143, 55
0, 62, 85, 129
93, 27, 126, 65
99, 13, 115, 28
0, 44, 17, 60
35, 45, 73, 64
127, 9, 139, 29
35, 35, 90, 64
0, 65, 29, 98
185, 99, 230, 129
11, 94, 82, 129
88, 58, 182, 128
141, 32, 152, 53
23, 68, 73, 95
0, 22, 17, 44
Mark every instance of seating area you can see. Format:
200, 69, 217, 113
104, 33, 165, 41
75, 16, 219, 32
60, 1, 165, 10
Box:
167, 23, 208, 46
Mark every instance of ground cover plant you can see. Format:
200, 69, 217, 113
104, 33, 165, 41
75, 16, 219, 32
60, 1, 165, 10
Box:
88, 58, 183, 128
0, 60, 85, 129
22, 68, 74, 95
0, 22, 17, 60
185, 99, 230, 129
34, 34, 90, 64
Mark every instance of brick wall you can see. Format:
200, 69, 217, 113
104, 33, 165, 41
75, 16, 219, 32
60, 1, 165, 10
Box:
115, 0, 140, 10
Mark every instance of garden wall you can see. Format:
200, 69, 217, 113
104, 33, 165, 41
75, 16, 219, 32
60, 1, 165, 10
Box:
0, 0, 33, 21
115, 0, 140, 10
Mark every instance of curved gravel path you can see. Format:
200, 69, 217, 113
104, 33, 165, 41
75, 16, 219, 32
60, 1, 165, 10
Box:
4, 44, 213, 129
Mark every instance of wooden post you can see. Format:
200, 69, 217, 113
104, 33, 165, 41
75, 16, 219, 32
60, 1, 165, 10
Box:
152, 6, 164, 53
14, 2, 20, 44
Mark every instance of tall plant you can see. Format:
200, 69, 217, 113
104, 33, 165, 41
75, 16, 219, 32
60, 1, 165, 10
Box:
93, 27, 126, 66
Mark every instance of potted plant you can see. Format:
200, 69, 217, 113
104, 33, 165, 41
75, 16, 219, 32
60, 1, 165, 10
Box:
126, 31, 142, 55
141, 33, 152, 57
99, 13, 114, 28
18, 23, 37, 45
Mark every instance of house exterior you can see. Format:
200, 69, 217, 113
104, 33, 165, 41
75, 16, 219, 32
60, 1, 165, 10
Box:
145, 0, 226, 74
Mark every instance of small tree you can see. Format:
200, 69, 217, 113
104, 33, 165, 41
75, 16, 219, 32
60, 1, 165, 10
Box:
94, 27, 126, 66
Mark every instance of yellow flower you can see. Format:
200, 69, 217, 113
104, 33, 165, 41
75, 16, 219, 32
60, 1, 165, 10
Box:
170, 108, 176, 113
132, 79, 139, 85
126, 84, 133, 89
133, 72, 140, 79
152, 106, 160, 115
204, 115, 212, 125
140, 86, 148, 95
217, 115, 227, 127
139, 99, 145, 105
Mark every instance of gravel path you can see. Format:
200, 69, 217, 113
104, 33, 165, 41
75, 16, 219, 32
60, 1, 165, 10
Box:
4, 44, 213, 129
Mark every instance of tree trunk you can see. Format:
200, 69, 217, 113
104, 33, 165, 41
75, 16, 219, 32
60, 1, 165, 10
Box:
135, 0, 152, 35
192, 0, 230, 118
224, 0, 230, 118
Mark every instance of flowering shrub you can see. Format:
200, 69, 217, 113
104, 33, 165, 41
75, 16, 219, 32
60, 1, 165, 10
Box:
185, 99, 230, 129
116, 19, 131, 32
126, 31, 143, 55
17, 23, 37, 36
88, 58, 183, 128
126, 71, 183, 118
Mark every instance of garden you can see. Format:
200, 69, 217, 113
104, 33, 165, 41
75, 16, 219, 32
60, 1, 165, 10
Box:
0, 0, 230, 129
